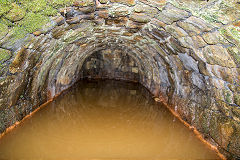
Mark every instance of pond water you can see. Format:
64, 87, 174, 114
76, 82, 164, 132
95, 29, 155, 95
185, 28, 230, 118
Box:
0, 80, 220, 160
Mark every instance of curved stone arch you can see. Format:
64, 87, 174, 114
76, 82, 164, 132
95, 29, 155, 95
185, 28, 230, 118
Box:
49, 41, 167, 98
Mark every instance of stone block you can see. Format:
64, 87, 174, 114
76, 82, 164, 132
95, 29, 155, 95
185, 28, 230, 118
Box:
110, 0, 135, 6
203, 45, 236, 68
156, 3, 190, 24
129, 13, 150, 23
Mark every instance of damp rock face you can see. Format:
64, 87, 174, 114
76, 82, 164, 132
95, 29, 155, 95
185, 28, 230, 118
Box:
0, 0, 240, 159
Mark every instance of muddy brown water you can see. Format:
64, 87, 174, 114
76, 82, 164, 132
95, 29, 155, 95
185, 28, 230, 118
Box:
0, 80, 220, 160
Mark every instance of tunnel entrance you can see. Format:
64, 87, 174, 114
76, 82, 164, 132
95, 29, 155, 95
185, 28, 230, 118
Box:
0, 79, 220, 159
80, 49, 140, 82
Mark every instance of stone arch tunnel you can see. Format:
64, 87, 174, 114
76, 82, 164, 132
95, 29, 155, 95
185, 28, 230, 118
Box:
0, 0, 240, 159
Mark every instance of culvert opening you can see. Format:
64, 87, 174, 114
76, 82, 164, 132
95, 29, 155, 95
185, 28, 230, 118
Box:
0, 79, 220, 159
79, 49, 141, 81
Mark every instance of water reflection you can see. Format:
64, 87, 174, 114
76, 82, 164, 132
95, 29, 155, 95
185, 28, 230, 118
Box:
0, 80, 219, 160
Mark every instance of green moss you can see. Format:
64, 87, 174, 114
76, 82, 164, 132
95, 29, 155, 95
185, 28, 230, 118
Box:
230, 28, 240, 40
21, 0, 48, 13
5, 3, 26, 22
220, 27, 240, 48
48, 0, 75, 7
234, 94, 240, 106
224, 90, 232, 104
0, 0, 80, 43
0, 18, 14, 27
0, 49, 11, 63
18, 12, 49, 33
42, 5, 58, 16
201, 14, 221, 24
0, 2, 12, 17
230, 49, 240, 66
11, 26, 28, 39
0, 23, 8, 39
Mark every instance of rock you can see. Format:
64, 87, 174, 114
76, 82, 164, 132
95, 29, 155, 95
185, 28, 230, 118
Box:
133, 4, 158, 17
154, 97, 161, 102
63, 22, 94, 43
129, 13, 150, 23
191, 36, 207, 48
74, 0, 96, 7
60, 7, 75, 18
209, 78, 225, 89
33, 31, 42, 36
0, 48, 11, 63
167, 37, 186, 53
218, 67, 238, 84
110, 0, 135, 6
178, 53, 199, 72
202, 31, 223, 45
178, 16, 213, 36
126, 20, 143, 31
0, 29, 33, 52
203, 45, 236, 68
96, 10, 109, 18
228, 121, 240, 156
132, 67, 138, 73
157, 3, 190, 24
0, 23, 8, 40
8, 73, 28, 106
99, 0, 109, 4
191, 72, 205, 90
122, 32, 133, 36
177, 22, 199, 36
198, 61, 210, 76
52, 25, 66, 39
165, 24, 188, 38
178, 36, 194, 48
234, 94, 240, 106
227, 47, 240, 68
109, 6, 130, 17
40, 21, 57, 34
5, 3, 26, 22
134, 4, 145, 13
54, 16, 65, 26
186, 16, 213, 32
151, 28, 170, 40
78, 6, 96, 13
0, 3, 11, 17
9, 47, 28, 74
133, 35, 143, 41
179, 35, 207, 49
66, 14, 95, 24
220, 122, 234, 148
150, 18, 166, 28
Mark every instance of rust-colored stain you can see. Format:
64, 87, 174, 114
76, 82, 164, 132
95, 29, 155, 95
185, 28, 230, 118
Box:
0, 86, 226, 160
154, 97, 226, 160
233, 21, 240, 27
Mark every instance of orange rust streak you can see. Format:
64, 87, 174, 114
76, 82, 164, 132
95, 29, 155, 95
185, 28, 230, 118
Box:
0, 99, 50, 139
156, 98, 226, 160
0, 84, 226, 160
0, 89, 67, 140
0, 79, 138, 141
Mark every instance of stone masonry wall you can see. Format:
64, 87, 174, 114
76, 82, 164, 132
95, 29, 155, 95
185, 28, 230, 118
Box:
0, 0, 240, 159
80, 49, 140, 81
